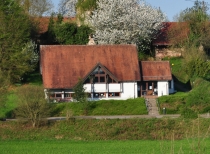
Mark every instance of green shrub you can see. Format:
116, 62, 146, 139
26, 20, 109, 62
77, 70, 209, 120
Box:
181, 107, 198, 119
186, 78, 210, 113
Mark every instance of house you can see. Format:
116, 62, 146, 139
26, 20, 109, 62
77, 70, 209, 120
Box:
139, 61, 175, 97
152, 22, 188, 60
40, 45, 175, 101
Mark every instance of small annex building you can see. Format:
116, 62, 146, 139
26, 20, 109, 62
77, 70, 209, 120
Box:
40, 45, 175, 101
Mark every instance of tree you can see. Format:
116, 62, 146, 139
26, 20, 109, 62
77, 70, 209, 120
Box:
17, 0, 54, 17
171, 0, 210, 48
58, 0, 98, 25
50, 14, 92, 45
0, 72, 9, 111
73, 78, 87, 103
87, 0, 166, 52
76, 0, 98, 24
0, 0, 38, 83
170, 1, 210, 79
58, 0, 78, 17
15, 85, 50, 128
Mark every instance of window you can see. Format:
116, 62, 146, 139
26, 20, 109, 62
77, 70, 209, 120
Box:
100, 77, 105, 82
93, 93, 106, 98
108, 76, 117, 83
108, 92, 120, 97
56, 94, 61, 97
65, 93, 73, 98
84, 78, 90, 84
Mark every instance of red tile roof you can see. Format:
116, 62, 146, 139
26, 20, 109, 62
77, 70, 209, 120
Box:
40, 45, 141, 89
140, 61, 172, 81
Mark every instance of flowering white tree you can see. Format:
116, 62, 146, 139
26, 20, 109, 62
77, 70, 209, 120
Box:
88, 0, 166, 51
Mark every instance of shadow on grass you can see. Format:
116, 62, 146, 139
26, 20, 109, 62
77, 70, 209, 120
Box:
23, 72, 43, 85
173, 75, 192, 92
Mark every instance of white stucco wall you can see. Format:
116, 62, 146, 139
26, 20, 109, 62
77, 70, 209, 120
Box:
84, 82, 137, 100
157, 81, 169, 96
120, 82, 138, 99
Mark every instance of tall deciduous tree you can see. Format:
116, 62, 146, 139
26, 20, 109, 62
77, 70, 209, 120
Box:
17, 0, 54, 17
171, 1, 210, 79
0, 0, 37, 83
88, 0, 166, 52
58, 0, 77, 17
172, 0, 210, 48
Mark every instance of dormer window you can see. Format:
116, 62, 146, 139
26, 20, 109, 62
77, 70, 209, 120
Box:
84, 64, 118, 84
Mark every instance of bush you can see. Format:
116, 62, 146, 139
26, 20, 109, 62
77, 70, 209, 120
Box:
15, 85, 50, 127
181, 107, 198, 119
186, 78, 210, 113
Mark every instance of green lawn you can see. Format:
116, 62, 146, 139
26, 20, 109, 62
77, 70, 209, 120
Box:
51, 98, 147, 116
0, 139, 209, 154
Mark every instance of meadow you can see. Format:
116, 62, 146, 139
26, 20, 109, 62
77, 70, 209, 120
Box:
1, 139, 210, 154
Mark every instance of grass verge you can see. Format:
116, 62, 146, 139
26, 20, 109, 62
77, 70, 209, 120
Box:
0, 139, 209, 154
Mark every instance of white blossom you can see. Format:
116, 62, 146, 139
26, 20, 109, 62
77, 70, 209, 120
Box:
88, 0, 166, 50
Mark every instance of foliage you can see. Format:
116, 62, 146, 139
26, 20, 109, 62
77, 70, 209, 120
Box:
0, 0, 38, 83
166, 57, 190, 83
0, 72, 10, 118
54, 22, 77, 44
158, 94, 187, 114
17, 0, 54, 17
158, 78, 210, 114
47, 14, 92, 44
76, 0, 97, 24
15, 85, 50, 127
181, 46, 210, 79
58, 0, 78, 17
88, 0, 166, 52
1, 118, 210, 141
73, 78, 87, 103
76, 0, 97, 13
171, 0, 210, 49
185, 78, 210, 113
180, 107, 198, 119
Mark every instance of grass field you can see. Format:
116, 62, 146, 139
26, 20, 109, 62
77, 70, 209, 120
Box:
0, 139, 210, 154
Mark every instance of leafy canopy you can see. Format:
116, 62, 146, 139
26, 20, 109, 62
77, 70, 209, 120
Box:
0, 0, 38, 83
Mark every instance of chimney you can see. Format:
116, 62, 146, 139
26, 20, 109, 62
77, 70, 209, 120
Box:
87, 34, 96, 45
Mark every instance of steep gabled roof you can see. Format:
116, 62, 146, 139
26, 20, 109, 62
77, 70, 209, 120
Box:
140, 61, 172, 81
40, 45, 141, 89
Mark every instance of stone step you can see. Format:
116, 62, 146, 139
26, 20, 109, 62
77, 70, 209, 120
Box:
146, 98, 160, 116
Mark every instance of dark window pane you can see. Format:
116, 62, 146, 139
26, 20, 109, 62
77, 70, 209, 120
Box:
56, 94, 61, 97
108, 76, 112, 83
115, 93, 120, 96
94, 77, 99, 83
84, 78, 90, 84
100, 77, 105, 82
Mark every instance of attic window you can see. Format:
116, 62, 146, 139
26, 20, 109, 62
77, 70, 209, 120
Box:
108, 76, 117, 83
93, 66, 105, 75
